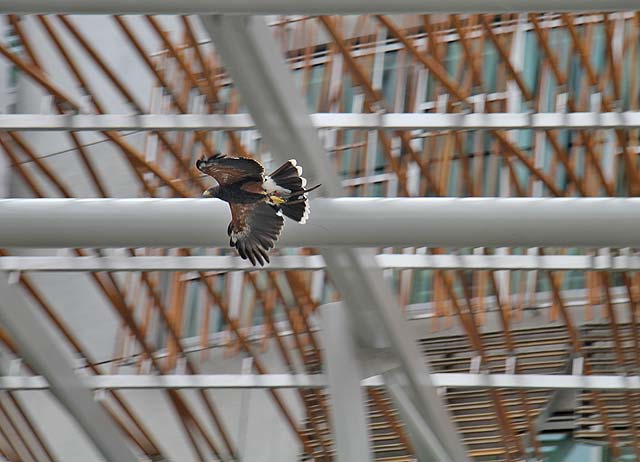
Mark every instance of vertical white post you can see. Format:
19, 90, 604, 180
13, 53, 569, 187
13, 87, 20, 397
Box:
0, 21, 11, 198
321, 302, 373, 462
363, 27, 387, 197
236, 356, 253, 458
497, 14, 528, 301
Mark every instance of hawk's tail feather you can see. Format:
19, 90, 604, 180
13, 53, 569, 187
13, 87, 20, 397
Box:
280, 195, 310, 224
301, 184, 321, 195
277, 183, 321, 224
268, 159, 307, 193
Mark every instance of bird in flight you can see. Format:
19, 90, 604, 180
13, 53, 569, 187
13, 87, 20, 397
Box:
196, 153, 320, 266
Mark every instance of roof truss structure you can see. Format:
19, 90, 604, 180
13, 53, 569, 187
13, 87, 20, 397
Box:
0, 5, 639, 462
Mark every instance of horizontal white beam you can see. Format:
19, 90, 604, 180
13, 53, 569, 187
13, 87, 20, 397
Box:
2, 254, 640, 272
2, 0, 636, 14
2, 373, 639, 391
1, 198, 640, 248
3, 112, 640, 131
0, 374, 333, 390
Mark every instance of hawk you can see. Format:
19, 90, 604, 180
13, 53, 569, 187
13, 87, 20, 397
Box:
196, 153, 320, 266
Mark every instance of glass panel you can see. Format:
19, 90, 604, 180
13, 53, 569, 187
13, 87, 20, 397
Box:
382, 50, 398, 102
522, 31, 540, 95
184, 281, 200, 338
483, 43, 499, 93
306, 64, 324, 110
410, 270, 433, 304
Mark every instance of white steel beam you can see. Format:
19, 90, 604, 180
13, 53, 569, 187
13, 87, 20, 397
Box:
0, 154, 6, 199
0, 274, 138, 462
1, 373, 639, 391
321, 303, 373, 461
2, 254, 640, 272
2, 112, 640, 131
2, 0, 636, 14
1, 198, 640, 248
203, 14, 468, 461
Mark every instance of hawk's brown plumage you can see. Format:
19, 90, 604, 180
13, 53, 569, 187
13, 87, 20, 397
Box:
197, 153, 264, 186
196, 153, 319, 266
228, 202, 284, 265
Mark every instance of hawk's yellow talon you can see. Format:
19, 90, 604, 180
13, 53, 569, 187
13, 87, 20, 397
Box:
270, 195, 286, 205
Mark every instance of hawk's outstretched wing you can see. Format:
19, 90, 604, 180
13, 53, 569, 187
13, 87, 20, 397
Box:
196, 153, 264, 186
228, 201, 284, 266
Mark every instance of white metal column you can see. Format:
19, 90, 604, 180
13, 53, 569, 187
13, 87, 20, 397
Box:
0, 142, 7, 198
0, 20, 11, 199
0, 273, 139, 462
321, 303, 373, 461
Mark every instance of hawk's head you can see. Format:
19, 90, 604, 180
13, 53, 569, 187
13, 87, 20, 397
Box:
196, 153, 224, 174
